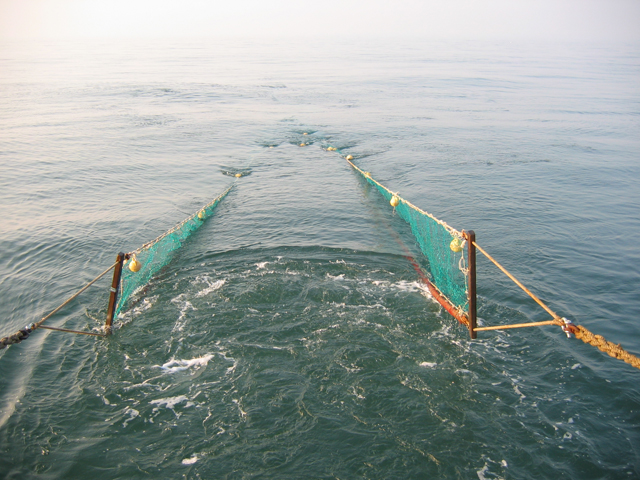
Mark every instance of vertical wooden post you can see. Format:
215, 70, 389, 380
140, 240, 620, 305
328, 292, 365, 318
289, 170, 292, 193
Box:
105, 252, 125, 334
466, 231, 477, 339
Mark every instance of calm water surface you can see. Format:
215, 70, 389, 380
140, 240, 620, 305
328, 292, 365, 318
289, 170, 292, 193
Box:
0, 38, 639, 479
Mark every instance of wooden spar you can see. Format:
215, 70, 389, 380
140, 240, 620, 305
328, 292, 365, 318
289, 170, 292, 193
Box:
465, 230, 477, 339
39, 325, 106, 336
105, 252, 125, 334
474, 320, 558, 331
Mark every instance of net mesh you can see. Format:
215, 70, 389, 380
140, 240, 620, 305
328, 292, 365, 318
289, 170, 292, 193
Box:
352, 163, 468, 312
116, 185, 233, 317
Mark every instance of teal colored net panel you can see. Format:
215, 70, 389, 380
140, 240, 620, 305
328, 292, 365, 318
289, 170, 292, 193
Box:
349, 162, 468, 313
116, 185, 233, 317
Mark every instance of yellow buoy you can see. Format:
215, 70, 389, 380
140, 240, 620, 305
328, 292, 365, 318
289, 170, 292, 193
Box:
303, 132, 308, 135
364, 172, 371, 177
235, 173, 242, 178
390, 196, 400, 207
346, 155, 353, 161
300, 143, 306, 147
129, 255, 141, 273
198, 210, 206, 220
450, 237, 463, 252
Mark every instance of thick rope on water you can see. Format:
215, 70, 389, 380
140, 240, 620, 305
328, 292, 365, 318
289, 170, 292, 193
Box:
572, 325, 640, 370
0, 261, 117, 349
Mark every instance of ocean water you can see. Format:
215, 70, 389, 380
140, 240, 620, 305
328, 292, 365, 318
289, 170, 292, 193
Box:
0, 37, 639, 479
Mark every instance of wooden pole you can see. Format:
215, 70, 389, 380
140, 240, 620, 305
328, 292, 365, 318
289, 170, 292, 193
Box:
466, 230, 477, 339
105, 252, 125, 334
474, 320, 558, 331
39, 325, 106, 336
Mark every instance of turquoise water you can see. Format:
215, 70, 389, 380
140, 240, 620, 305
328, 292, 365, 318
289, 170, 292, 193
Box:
1, 38, 639, 478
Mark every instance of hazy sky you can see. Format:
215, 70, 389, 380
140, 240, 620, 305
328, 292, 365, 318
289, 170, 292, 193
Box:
1, 0, 639, 42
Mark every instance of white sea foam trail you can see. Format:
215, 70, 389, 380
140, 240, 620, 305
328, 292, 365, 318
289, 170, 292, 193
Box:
159, 354, 215, 373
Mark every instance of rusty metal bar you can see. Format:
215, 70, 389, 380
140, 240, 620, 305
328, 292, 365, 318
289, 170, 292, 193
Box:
105, 252, 125, 334
465, 230, 477, 339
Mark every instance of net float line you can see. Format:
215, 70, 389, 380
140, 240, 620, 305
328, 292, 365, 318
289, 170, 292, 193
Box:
339, 151, 639, 371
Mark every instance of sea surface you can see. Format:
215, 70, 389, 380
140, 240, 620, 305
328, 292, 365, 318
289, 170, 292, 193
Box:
0, 37, 639, 479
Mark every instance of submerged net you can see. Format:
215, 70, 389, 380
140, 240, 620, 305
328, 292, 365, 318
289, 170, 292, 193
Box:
116, 185, 233, 317
348, 161, 469, 314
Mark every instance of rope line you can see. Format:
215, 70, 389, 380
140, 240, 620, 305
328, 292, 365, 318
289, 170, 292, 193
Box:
39, 325, 106, 337
472, 241, 560, 320
133, 185, 234, 254
345, 158, 463, 239
474, 320, 560, 331
573, 325, 640, 370
0, 261, 117, 349
472, 240, 640, 370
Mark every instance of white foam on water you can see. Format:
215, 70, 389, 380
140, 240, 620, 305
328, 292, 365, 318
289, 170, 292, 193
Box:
150, 395, 194, 418
326, 273, 345, 280
150, 396, 191, 408
476, 459, 505, 480
350, 386, 365, 400
122, 408, 139, 428
171, 293, 197, 332
415, 283, 434, 300
255, 261, 269, 269
223, 355, 238, 375
419, 362, 437, 368
232, 398, 247, 418
514, 385, 526, 402
115, 295, 159, 328
159, 354, 215, 373
193, 276, 225, 297
182, 455, 199, 465
393, 280, 422, 292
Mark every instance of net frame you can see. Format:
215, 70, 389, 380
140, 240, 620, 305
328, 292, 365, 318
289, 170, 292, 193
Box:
115, 185, 233, 317
346, 159, 471, 324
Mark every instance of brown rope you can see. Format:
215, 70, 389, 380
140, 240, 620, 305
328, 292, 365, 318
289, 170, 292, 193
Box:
0, 261, 117, 349
38, 325, 106, 337
474, 320, 560, 331
572, 324, 640, 370
472, 241, 640, 371
33, 261, 119, 330
472, 241, 561, 320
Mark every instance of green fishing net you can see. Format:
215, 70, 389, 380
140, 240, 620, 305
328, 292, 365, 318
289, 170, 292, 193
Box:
355, 166, 469, 312
115, 186, 233, 317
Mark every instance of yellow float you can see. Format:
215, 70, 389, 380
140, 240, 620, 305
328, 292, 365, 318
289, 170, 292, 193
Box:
128, 255, 142, 272
450, 237, 463, 252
